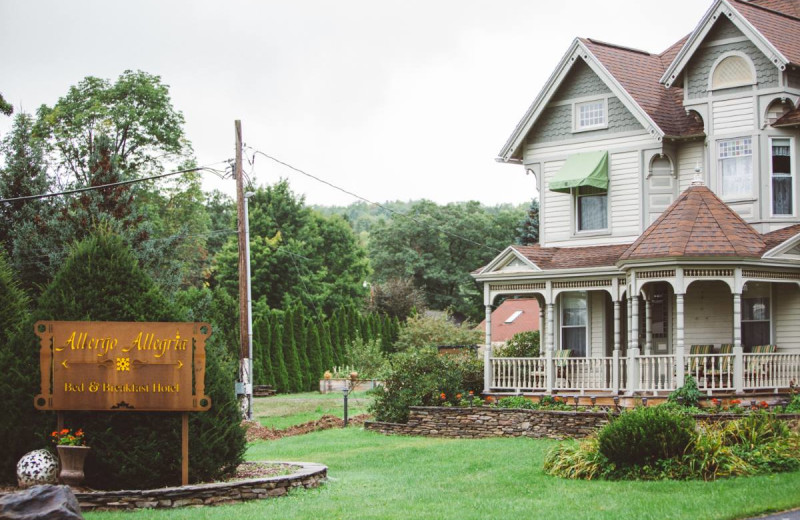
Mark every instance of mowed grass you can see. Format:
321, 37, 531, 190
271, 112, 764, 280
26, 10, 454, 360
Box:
85, 395, 800, 520
252, 391, 373, 429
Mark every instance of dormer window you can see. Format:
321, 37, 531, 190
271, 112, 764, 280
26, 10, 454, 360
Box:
574, 98, 607, 132
710, 53, 755, 90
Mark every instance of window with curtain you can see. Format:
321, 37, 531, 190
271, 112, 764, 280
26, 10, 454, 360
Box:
577, 186, 607, 231
771, 138, 792, 215
561, 292, 587, 357
742, 297, 770, 349
719, 137, 752, 198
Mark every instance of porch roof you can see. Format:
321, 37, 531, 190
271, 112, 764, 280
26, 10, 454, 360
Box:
619, 184, 767, 261
512, 243, 631, 270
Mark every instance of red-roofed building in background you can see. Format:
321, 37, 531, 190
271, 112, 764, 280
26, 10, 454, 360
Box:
476, 298, 540, 350
473, 0, 800, 397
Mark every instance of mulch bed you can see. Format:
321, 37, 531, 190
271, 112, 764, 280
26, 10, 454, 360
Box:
244, 414, 373, 442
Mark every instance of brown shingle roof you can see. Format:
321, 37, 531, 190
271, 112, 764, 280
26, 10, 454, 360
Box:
762, 223, 800, 250
749, 0, 800, 17
732, 0, 800, 65
580, 38, 705, 138
476, 298, 540, 342
773, 106, 800, 127
620, 184, 766, 261
513, 243, 631, 270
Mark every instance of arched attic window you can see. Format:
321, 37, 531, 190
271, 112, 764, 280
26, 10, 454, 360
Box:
710, 53, 756, 90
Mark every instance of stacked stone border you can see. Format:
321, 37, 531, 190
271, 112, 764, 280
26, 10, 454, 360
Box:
73, 461, 327, 511
365, 406, 800, 439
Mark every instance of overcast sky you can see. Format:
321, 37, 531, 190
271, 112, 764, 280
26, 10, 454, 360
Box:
0, 0, 710, 207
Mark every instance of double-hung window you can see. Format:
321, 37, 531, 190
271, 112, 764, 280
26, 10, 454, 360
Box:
771, 137, 793, 216
718, 137, 752, 198
741, 283, 771, 349
576, 186, 607, 231
561, 293, 587, 357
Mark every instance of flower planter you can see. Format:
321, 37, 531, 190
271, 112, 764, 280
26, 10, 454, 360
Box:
56, 445, 90, 486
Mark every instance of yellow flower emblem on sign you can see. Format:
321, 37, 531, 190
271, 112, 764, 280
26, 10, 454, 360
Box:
116, 357, 131, 372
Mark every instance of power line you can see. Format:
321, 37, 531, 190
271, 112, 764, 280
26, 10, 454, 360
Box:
245, 147, 504, 256
0, 161, 231, 204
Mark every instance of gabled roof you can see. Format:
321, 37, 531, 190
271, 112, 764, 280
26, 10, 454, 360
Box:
619, 182, 766, 262
661, 0, 800, 87
497, 38, 668, 163
773, 106, 800, 127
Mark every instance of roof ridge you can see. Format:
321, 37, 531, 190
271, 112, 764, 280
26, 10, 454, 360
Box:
584, 38, 652, 56
695, 196, 741, 253
733, 0, 800, 22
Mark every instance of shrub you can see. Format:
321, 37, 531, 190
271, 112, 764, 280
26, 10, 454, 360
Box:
782, 393, 800, 413
495, 396, 536, 409
393, 313, 481, 352
544, 437, 608, 480
34, 230, 245, 489
346, 335, 388, 379
494, 331, 540, 358
597, 406, 695, 467
667, 375, 704, 408
369, 348, 483, 423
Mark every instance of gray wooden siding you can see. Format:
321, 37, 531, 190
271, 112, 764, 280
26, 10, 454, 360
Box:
774, 283, 800, 354
686, 17, 778, 99
590, 292, 606, 357
677, 141, 705, 192
550, 60, 610, 102
684, 281, 733, 346
527, 59, 643, 145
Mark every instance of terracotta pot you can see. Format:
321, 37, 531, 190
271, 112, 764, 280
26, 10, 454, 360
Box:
56, 445, 90, 486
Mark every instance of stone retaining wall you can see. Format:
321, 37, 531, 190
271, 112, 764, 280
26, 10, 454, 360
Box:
365, 407, 800, 440
365, 406, 609, 439
74, 461, 327, 511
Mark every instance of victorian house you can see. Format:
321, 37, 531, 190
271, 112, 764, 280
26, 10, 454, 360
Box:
473, 0, 800, 396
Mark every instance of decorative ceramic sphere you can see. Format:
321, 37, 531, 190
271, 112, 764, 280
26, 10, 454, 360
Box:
16, 449, 59, 488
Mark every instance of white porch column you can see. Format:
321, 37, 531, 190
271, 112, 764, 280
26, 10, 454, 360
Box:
732, 292, 744, 394
631, 294, 640, 351
613, 299, 621, 393
539, 304, 545, 357
483, 304, 492, 394
644, 298, 653, 356
675, 292, 686, 388
627, 297, 633, 349
545, 302, 555, 354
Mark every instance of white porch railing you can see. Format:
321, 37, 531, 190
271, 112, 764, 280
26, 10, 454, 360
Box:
487, 350, 799, 395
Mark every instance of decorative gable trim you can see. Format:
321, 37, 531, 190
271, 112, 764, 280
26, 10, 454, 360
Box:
497, 39, 665, 164
660, 0, 789, 88
761, 229, 800, 259
478, 246, 541, 275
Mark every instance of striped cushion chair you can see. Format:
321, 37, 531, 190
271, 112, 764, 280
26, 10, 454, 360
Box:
747, 344, 777, 377
689, 344, 713, 373
554, 349, 572, 382
718, 343, 733, 373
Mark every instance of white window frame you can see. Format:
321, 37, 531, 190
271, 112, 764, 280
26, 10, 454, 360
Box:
574, 186, 609, 234
560, 292, 588, 358
717, 136, 753, 200
573, 97, 608, 132
769, 136, 794, 217
708, 51, 757, 91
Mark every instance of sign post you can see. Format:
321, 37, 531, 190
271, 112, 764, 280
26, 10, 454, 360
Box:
35, 321, 212, 486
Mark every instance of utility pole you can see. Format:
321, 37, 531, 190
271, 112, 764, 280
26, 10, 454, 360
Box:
235, 120, 253, 420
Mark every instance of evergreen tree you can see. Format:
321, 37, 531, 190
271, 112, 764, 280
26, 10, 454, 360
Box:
320, 321, 334, 372
281, 308, 303, 393
292, 305, 312, 390
307, 322, 324, 387
516, 198, 540, 246
271, 319, 290, 393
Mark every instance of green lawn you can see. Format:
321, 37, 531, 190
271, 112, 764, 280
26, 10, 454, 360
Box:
252, 391, 373, 429
85, 396, 800, 520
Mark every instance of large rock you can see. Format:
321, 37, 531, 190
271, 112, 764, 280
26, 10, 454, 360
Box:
0, 485, 83, 520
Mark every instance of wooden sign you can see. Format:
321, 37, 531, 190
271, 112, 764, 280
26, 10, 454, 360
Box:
34, 321, 212, 412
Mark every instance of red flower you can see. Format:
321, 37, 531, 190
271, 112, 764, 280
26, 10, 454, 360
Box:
440, 393, 446, 400
711, 398, 719, 405
730, 399, 741, 405
468, 391, 474, 396
759, 401, 769, 408
456, 394, 462, 400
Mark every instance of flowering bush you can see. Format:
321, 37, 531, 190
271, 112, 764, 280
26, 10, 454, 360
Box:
51, 428, 85, 446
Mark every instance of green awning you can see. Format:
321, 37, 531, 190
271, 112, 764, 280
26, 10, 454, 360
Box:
549, 151, 608, 193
